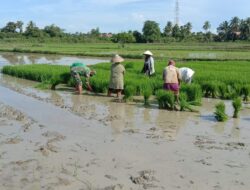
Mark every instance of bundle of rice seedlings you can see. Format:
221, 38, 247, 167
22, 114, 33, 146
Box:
123, 85, 136, 102
142, 86, 152, 106
232, 97, 242, 118
241, 85, 250, 102
202, 81, 218, 98
179, 93, 196, 112
214, 102, 228, 122
182, 84, 202, 104
155, 90, 175, 110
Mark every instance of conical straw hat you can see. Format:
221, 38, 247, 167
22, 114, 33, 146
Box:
111, 54, 124, 63
143, 50, 153, 56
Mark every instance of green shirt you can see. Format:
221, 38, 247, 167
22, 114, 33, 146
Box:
70, 62, 91, 77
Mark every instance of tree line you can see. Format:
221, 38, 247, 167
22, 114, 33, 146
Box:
0, 16, 250, 43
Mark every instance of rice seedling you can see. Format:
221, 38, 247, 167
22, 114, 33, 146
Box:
232, 97, 242, 118
123, 85, 136, 102
179, 93, 197, 112
240, 85, 250, 102
214, 102, 228, 122
155, 90, 175, 110
142, 86, 152, 106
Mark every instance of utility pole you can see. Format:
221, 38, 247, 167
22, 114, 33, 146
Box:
175, 0, 179, 25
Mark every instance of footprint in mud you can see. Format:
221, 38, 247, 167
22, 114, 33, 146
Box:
98, 184, 124, 190
5, 136, 23, 144
36, 131, 66, 156
130, 170, 159, 189
105, 174, 118, 181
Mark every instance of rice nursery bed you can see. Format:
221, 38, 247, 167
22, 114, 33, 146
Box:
2, 60, 250, 111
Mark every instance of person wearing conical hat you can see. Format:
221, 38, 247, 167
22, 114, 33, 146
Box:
141, 50, 155, 76
108, 54, 125, 99
70, 62, 96, 94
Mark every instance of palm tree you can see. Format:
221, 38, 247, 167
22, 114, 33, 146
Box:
203, 21, 211, 33
230, 16, 241, 41
217, 21, 229, 41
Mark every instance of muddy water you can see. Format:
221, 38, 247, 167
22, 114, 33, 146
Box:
0, 52, 107, 67
0, 74, 250, 190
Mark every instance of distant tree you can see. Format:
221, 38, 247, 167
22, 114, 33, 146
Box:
172, 24, 181, 39
44, 24, 64, 37
111, 32, 135, 46
1, 22, 17, 33
203, 21, 211, 33
25, 21, 43, 37
163, 21, 173, 37
239, 17, 250, 40
132, 30, 145, 43
142, 20, 161, 42
184, 22, 192, 35
89, 27, 100, 37
229, 16, 241, 41
16, 21, 23, 33
217, 21, 230, 41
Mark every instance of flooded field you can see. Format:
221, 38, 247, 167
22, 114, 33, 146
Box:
0, 72, 250, 190
0, 52, 107, 67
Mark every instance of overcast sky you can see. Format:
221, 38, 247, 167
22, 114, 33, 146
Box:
0, 0, 249, 33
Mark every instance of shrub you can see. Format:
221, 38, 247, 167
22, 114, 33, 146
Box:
214, 102, 228, 122
232, 97, 242, 118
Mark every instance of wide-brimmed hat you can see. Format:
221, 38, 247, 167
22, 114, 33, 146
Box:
143, 50, 153, 56
111, 54, 124, 63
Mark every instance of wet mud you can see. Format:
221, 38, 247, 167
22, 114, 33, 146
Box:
0, 73, 250, 190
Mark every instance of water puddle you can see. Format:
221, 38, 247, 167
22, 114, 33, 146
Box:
0, 52, 108, 67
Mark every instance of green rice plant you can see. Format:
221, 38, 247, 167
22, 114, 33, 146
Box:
155, 90, 175, 110
217, 82, 228, 99
123, 85, 136, 102
240, 85, 250, 102
125, 62, 134, 69
232, 97, 242, 118
214, 102, 228, 122
142, 85, 152, 106
201, 81, 218, 98
179, 92, 196, 112
181, 83, 202, 104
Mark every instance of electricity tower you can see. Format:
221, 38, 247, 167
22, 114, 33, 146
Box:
175, 0, 179, 25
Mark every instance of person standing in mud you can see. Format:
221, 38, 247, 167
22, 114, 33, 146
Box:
70, 62, 96, 94
108, 55, 125, 100
162, 60, 181, 100
141, 50, 155, 76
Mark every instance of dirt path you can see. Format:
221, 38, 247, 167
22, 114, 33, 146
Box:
0, 74, 250, 190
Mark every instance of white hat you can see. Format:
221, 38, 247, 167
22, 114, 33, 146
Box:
111, 54, 124, 63
143, 50, 153, 56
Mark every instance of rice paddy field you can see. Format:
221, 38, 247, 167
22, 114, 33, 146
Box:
1, 42, 250, 190
2, 59, 250, 109
1, 41, 250, 61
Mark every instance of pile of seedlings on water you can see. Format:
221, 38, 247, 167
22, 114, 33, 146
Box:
232, 97, 242, 118
214, 101, 228, 122
142, 85, 152, 106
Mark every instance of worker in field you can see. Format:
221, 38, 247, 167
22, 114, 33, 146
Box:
141, 50, 155, 76
70, 62, 96, 94
108, 54, 125, 100
179, 67, 195, 84
162, 60, 181, 100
